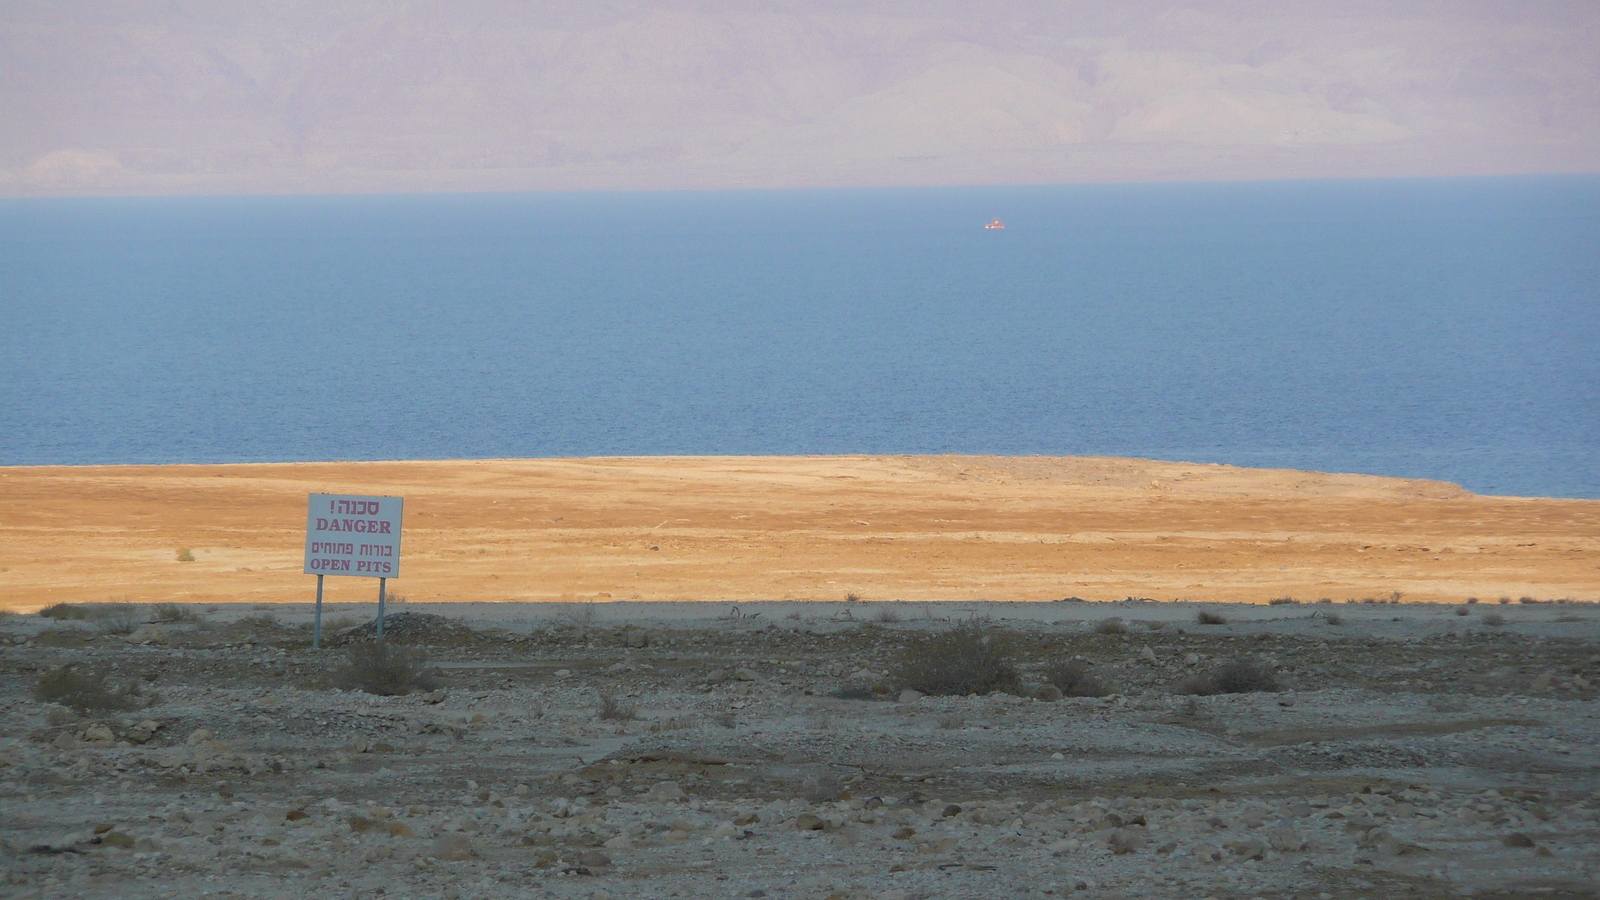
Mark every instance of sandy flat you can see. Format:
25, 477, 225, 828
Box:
1, 455, 1596, 613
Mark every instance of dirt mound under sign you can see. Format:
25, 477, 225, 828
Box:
332, 612, 480, 646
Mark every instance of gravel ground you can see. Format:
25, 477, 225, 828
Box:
2, 600, 1598, 900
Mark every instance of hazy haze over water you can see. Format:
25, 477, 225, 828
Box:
2, 177, 1596, 498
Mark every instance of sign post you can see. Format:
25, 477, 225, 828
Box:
304, 494, 404, 648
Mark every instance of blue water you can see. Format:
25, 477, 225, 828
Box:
2, 177, 1596, 498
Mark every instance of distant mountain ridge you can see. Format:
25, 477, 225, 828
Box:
3, 1, 1597, 195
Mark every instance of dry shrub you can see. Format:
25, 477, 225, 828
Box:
891, 622, 1020, 696
91, 601, 142, 635
38, 603, 90, 620
36, 665, 155, 712
151, 603, 204, 624
1094, 618, 1127, 635
1455, 606, 1471, 616
238, 613, 280, 631
1267, 597, 1298, 606
1041, 660, 1113, 698
599, 694, 638, 721
1180, 660, 1280, 695
176, 548, 195, 562
1483, 613, 1506, 626
1195, 610, 1227, 625
33, 627, 93, 648
875, 606, 903, 624
829, 685, 882, 701
331, 641, 436, 696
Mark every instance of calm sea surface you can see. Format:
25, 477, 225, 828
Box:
1, 177, 1596, 498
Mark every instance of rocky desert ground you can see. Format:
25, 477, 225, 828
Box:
3, 598, 1598, 900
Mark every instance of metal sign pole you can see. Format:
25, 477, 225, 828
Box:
313, 574, 325, 649
377, 577, 386, 640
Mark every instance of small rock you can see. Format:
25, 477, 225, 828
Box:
82, 725, 115, 743
574, 849, 610, 868
1034, 684, 1063, 702
1139, 646, 1157, 662
622, 629, 650, 649
423, 689, 447, 704
1276, 693, 1297, 708
1531, 672, 1553, 692
1267, 825, 1306, 851
186, 728, 213, 745
1107, 829, 1146, 855
941, 804, 962, 818
792, 814, 826, 831
1184, 653, 1201, 666
897, 689, 923, 704
647, 781, 687, 802
892, 827, 916, 840
1503, 832, 1536, 848
430, 833, 476, 861
734, 667, 759, 682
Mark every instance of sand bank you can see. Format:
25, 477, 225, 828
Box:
1, 455, 1595, 613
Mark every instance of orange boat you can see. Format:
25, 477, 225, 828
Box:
984, 218, 1005, 229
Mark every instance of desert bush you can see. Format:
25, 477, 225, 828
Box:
38, 602, 89, 620
844, 593, 860, 603
150, 603, 203, 624
92, 602, 142, 635
598, 694, 638, 721
1180, 660, 1280, 695
1267, 597, 1298, 606
1041, 660, 1113, 698
1195, 610, 1227, 625
1466, 597, 1479, 604
330, 641, 436, 696
33, 627, 93, 647
36, 665, 155, 711
176, 548, 195, 562
1483, 613, 1505, 626
829, 685, 882, 701
1455, 606, 1471, 616
239, 613, 279, 630
891, 622, 1020, 696
875, 606, 902, 624
937, 714, 966, 730
1094, 618, 1127, 635
1518, 596, 1539, 605
1498, 597, 1511, 605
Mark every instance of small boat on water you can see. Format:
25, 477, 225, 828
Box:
984, 218, 1005, 229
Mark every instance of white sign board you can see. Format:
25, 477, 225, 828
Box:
304, 494, 403, 578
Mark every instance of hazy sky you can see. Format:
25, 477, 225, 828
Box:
3, 1, 1597, 196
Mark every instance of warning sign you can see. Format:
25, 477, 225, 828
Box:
304, 493, 403, 577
